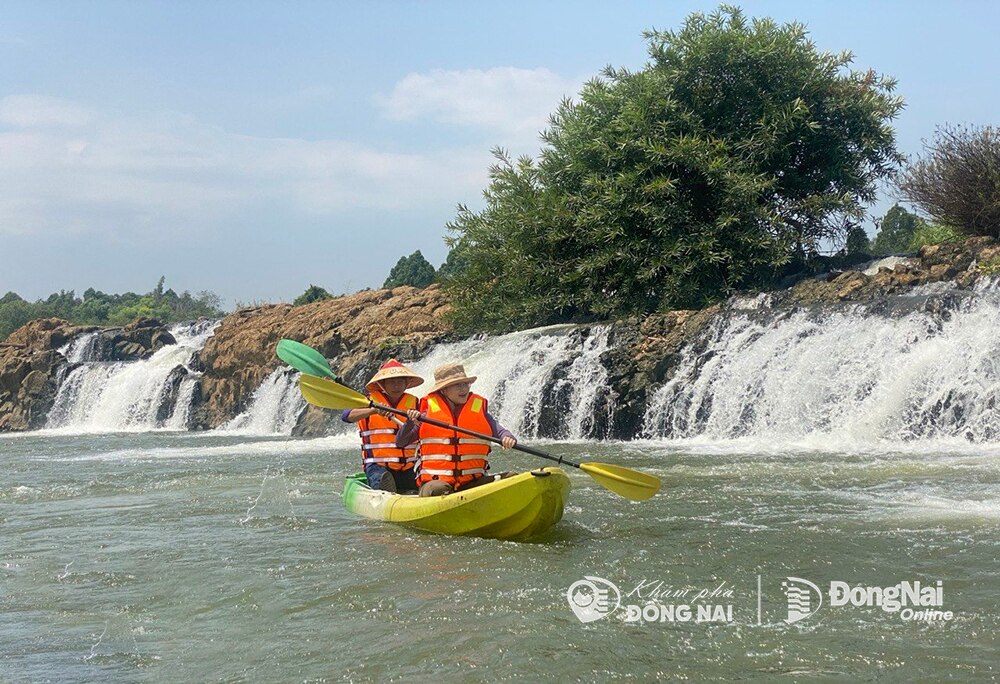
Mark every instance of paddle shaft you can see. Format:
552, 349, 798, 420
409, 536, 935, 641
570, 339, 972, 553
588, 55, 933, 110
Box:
369, 401, 583, 469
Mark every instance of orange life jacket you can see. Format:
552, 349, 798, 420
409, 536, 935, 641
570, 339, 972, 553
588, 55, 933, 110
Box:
415, 391, 492, 487
357, 390, 418, 471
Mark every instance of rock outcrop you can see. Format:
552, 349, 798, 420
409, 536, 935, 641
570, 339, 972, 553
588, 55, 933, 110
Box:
0, 319, 94, 431
194, 285, 451, 431
102, 318, 177, 361
776, 237, 1000, 308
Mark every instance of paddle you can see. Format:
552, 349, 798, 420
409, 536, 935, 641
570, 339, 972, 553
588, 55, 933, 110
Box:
298, 373, 661, 501
276, 339, 409, 425
276, 339, 339, 380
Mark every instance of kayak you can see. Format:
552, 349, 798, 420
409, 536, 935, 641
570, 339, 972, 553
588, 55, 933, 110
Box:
342, 467, 572, 541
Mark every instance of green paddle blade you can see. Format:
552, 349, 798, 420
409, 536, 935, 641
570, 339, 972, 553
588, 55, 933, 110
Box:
299, 374, 370, 410
276, 339, 337, 380
580, 462, 661, 501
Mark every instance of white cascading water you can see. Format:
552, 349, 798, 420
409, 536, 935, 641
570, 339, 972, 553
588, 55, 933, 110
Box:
406, 324, 613, 439
45, 321, 218, 432
642, 278, 1000, 444
60, 331, 103, 363
219, 367, 305, 436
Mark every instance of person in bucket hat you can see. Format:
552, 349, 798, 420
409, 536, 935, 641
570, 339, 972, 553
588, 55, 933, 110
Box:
398, 362, 516, 497
342, 359, 424, 492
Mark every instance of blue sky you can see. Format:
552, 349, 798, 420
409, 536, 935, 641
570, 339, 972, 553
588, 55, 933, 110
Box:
2, 1, 999, 306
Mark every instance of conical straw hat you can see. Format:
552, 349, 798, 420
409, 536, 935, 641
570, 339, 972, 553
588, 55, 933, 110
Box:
366, 359, 424, 392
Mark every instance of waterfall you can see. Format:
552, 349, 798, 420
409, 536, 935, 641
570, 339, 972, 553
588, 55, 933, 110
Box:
60, 331, 102, 363
642, 280, 1000, 444
45, 321, 218, 432
407, 324, 613, 439
219, 367, 305, 436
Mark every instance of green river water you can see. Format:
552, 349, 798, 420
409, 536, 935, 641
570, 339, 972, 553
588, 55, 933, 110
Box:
1, 431, 998, 681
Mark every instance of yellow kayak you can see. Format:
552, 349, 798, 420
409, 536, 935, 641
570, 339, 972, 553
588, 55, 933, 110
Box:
342, 468, 572, 541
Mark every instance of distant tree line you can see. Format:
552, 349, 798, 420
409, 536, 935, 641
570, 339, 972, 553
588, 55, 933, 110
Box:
0, 277, 225, 342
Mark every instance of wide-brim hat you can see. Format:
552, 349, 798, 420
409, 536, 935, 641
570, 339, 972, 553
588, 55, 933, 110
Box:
366, 359, 423, 392
431, 362, 477, 393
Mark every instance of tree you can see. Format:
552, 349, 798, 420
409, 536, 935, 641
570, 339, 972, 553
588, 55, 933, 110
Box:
870, 204, 926, 254
844, 226, 871, 256
897, 124, 1000, 238
293, 284, 334, 306
436, 238, 471, 283
383, 250, 436, 289
446, 6, 904, 332
0, 282, 226, 340
0, 298, 33, 342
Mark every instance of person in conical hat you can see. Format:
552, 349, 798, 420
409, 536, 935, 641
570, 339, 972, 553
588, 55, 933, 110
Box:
341, 359, 424, 493
397, 362, 517, 497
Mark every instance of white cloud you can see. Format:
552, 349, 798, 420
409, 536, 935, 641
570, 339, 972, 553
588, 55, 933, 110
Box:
377, 67, 582, 141
0, 95, 491, 239
0, 35, 28, 48
0, 95, 96, 129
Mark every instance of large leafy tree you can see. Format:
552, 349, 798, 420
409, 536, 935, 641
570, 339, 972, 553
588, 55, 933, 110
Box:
446, 6, 903, 332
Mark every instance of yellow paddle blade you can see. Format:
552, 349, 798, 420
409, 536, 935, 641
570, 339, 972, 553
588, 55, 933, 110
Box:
299, 374, 370, 410
580, 462, 661, 501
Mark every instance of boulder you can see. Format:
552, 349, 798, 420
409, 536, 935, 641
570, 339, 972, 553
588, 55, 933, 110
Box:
194, 285, 452, 430
0, 319, 97, 431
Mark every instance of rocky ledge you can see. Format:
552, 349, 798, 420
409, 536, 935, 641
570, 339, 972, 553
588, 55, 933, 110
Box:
0, 317, 181, 431
1, 238, 997, 435
0, 319, 93, 431
194, 285, 451, 432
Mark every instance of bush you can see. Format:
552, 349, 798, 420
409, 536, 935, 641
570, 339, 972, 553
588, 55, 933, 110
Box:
897, 124, 1000, 238
909, 222, 961, 250
293, 285, 334, 306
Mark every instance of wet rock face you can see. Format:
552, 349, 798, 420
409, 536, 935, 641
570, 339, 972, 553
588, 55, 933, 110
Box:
600, 309, 720, 440
155, 365, 190, 424
195, 285, 453, 431
0, 317, 181, 431
94, 318, 177, 361
0, 319, 94, 431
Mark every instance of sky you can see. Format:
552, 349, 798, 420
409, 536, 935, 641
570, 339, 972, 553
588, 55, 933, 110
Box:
2, 0, 999, 307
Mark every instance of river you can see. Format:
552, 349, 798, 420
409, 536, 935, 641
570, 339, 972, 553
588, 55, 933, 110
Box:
2, 430, 997, 681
